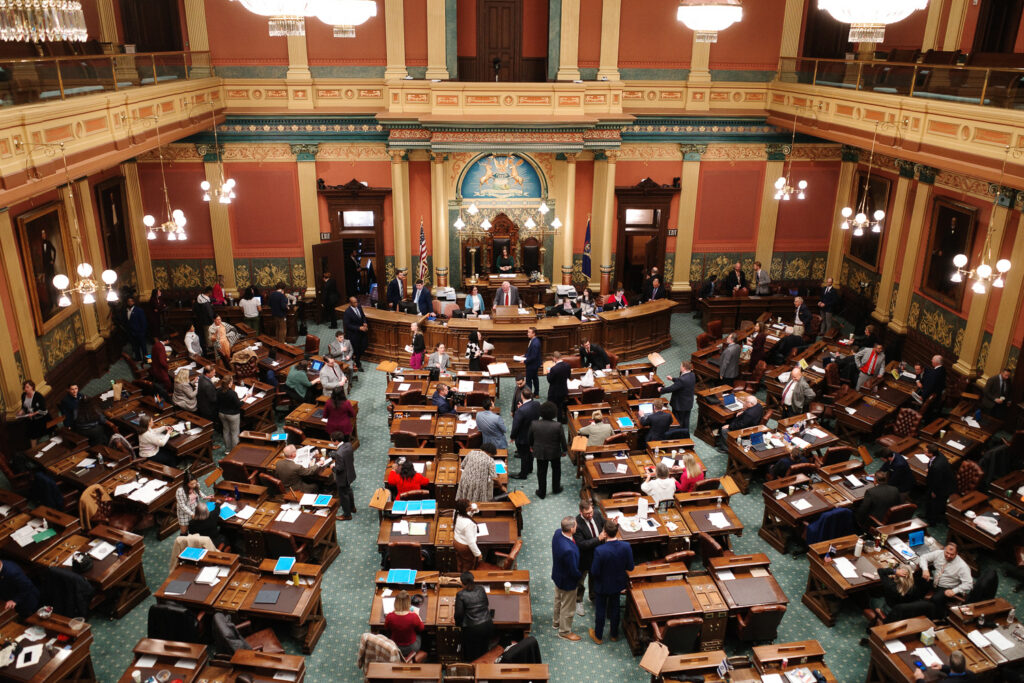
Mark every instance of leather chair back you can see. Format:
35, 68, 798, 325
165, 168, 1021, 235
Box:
737, 603, 786, 642
387, 541, 424, 570
658, 616, 703, 654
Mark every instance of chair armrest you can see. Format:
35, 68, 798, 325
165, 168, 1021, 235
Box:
736, 611, 749, 628
651, 621, 664, 642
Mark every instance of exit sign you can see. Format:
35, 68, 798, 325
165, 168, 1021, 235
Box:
320, 232, 331, 240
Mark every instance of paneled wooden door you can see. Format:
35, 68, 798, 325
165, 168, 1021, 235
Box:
477, 0, 521, 82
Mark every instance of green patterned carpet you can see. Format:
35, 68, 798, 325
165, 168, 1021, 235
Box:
75, 312, 1021, 682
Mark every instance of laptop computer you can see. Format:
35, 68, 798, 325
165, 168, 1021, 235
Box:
750, 431, 771, 451
638, 402, 654, 417
309, 359, 324, 372
722, 393, 743, 411
907, 530, 925, 548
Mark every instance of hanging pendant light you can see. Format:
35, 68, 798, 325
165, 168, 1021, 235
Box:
774, 112, 808, 201
840, 122, 885, 235
951, 145, 1015, 294
231, 0, 319, 36
676, 0, 743, 43
313, 0, 377, 37
818, 0, 928, 43
143, 117, 188, 241
0, 1, 87, 43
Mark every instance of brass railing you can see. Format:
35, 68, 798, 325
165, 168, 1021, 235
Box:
0, 51, 213, 106
778, 56, 1024, 111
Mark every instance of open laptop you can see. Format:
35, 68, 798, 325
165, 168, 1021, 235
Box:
750, 431, 771, 452
907, 529, 925, 549
309, 359, 324, 373
638, 402, 654, 417
722, 393, 743, 411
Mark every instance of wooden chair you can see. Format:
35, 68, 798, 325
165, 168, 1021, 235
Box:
604, 432, 630, 447
707, 320, 722, 338
303, 334, 320, 358
651, 616, 703, 654
121, 352, 143, 380
696, 333, 717, 350
392, 431, 427, 448
869, 502, 917, 530
736, 604, 786, 643
219, 459, 257, 485
399, 390, 424, 405
732, 287, 749, 298
816, 445, 856, 467
664, 549, 696, 567
401, 489, 432, 501
258, 472, 288, 496
465, 391, 489, 407
696, 532, 726, 564
478, 539, 523, 571
736, 360, 766, 393
877, 407, 922, 450
611, 491, 644, 499
263, 529, 308, 562
694, 478, 722, 493
580, 387, 606, 404
387, 541, 423, 570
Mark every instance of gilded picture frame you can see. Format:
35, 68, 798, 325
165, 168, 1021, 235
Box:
16, 202, 78, 335
921, 196, 978, 311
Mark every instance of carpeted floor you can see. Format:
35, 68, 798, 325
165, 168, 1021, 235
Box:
73, 311, 1021, 682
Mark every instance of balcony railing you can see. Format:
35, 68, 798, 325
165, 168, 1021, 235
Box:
778, 56, 1024, 111
0, 51, 212, 107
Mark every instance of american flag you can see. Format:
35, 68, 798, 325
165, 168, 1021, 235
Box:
417, 218, 429, 283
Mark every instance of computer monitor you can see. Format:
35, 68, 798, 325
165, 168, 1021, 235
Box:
309, 359, 324, 372
907, 530, 925, 548
638, 402, 654, 417
750, 431, 764, 446
722, 393, 735, 405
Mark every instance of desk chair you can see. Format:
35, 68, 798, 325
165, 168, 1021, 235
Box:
611, 491, 644, 500
604, 432, 629, 447
697, 532, 726, 564
877, 408, 922, 451
258, 472, 288, 496
401, 489, 432, 501
580, 387, 606, 404
264, 528, 308, 562
694, 478, 722, 493
735, 604, 786, 643
651, 616, 703, 654
303, 334, 320, 359
393, 431, 427, 448
478, 538, 523, 571
733, 287, 749, 298
399, 389, 424, 405
212, 613, 285, 657
386, 541, 424, 570
816, 445, 856, 467
220, 459, 258, 485
736, 360, 767, 394
664, 549, 697, 567
955, 460, 983, 496
465, 391, 489, 407
868, 502, 917, 530
696, 333, 717, 349
707, 320, 723, 338
148, 603, 204, 643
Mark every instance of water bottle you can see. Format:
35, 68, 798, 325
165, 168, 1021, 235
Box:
97, 452, 104, 466
1009, 608, 1016, 625
234, 485, 240, 501
854, 537, 864, 558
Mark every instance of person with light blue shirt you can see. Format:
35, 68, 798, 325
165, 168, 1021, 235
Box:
475, 398, 507, 450
464, 285, 485, 314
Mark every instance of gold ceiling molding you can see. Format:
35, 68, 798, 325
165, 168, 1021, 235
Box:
788, 144, 843, 162
616, 143, 683, 162
865, 152, 996, 200
316, 144, 391, 162
701, 144, 769, 162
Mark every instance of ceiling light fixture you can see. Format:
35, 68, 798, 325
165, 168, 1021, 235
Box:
676, 0, 743, 43
313, 0, 377, 37
198, 106, 236, 205
0, 1, 87, 43
774, 112, 807, 201
142, 117, 188, 241
840, 122, 885, 236
230, 0, 318, 36
818, 0, 928, 44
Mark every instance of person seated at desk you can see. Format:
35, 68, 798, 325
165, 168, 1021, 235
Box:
408, 322, 426, 369
464, 285, 485, 315
0, 559, 40, 618
768, 329, 805, 365
855, 470, 902, 529
717, 395, 763, 452
455, 570, 494, 661
552, 293, 580, 317
319, 356, 348, 397
411, 279, 432, 315
640, 401, 674, 445
981, 368, 1011, 419
722, 262, 747, 293
173, 367, 198, 412
769, 447, 809, 480
913, 650, 975, 682
138, 415, 178, 467
384, 590, 424, 660
644, 277, 665, 302
641, 463, 676, 505
872, 563, 931, 624
921, 542, 973, 612
388, 460, 430, 500
492, 280, 521, 308
579, 411, 613, 446
426, 344, 452, 376
698, 274, 718, 301
496, 246, 515, 273
17, 380, 48, 447
184, 323, 204, 357
604, 287, 628, 310
285, 361, 320, 404
73, 398, 110, 446
675, 452, 704, 493
579, 288, 598, 318
431, 383, 455, 415
274, 444, 325, 494
579, 340, 610, 370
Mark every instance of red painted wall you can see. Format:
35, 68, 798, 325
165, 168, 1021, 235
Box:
225, 164, 303, 257
404, 0, 428, 67
458, 0, 477, 57
306, 9, 386, 67
618, 0, 691, 71
522, 0, 548, 58
693, 162, 763, 252
709, 0, 785, 71
139, 163, 214, 259
774, 162, 840, 252
960, 1, 981, 53
205, 0, 288, 66
578, 0, 603, 69
407, 161, 433, 257
314, 160, 395, 256
574, 160, 595, 253
879, 8, 928, 51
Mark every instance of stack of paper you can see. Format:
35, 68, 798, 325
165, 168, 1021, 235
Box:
566, 379, 581, 390
196, 566, 220, 586
986, 630, 1015, 651
912, 647, 942, 668
129, 479, 167, 504
707, 512, 730, 529
476, 523, 490, 536
884, 640, 906, 653
716, 569, 735, 581
408, 522, 428, 536
832, 556, 859, 579
791, 498, 813, 511
89, 541, 116, 561
275, 509, 301, 524
393, 520, 410, 535
458, 380, 475, 393
236, 505, 257, 520
967, 630, 991, 648
114, 481, 141, 497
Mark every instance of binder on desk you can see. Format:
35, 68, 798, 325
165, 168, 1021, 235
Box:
386, 569, 417, 584
391, 501, 410, 515
647, 352, 666, 367
377, 361, 399, 373
178, 546, 207, 562
273, 556, 296, 575
616, 416, 635, 429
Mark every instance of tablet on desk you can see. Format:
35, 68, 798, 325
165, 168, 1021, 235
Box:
309, 359, 324, 372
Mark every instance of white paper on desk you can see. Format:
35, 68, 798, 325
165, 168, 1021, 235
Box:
967, 630, 991, 648
455, 423, 470, 435
217, 567, 230, 577
833, 556, 859, 579
778, 371, 791, 383
15, 644, 41, 669
986, 629, 1015, 651
135, 655, 158, 668
902, 371, 917, 379
716, 569, 735, 581
234, 385, 248, 399
750, 567, 770, 578
762, 675, 784, 683
517, 308, 529, 315
0, 505, 11, 518
244, 396, 257, 405
394, 377, 405, 382
914, 453, 930, 464
791, 437, 811, 450
114, 482, 140, 497
381, 588, 393, 597
615, 463, 628, 475
811, 366, 825, 374
408, 522, 427, 536
196, 566, 220, 586
420, 414, 432, 420
458, 380, 475, 393
77, 457, 96, 469
512, 355, 526, 362
382, 597, 396, 615
89, 541, 115, 561
636, 374, 649, 383
236, 505, 257, 520
273, 672, 298, 682
807, 428, 829, 439
413, 462, 425, 474
708, 512, 729, 529
566, 379, 582, 391
299, 493, 318, 506
605, 510, 623, 520
174, 658, 197, 670
661, 457, 679, 469
393, 520, 409, 535
791, 498, 813, 511
397, 383, 411, 391
845, 474, 863, 488
913, 648, 942, 669
487, 363, 510, 375
947, 440, 965, 451
665, 521, 678, 532
282, 509, 302, 524
509, 584, 527, 594
845, 407, 857, 415
884, 640, 907, 654
10, 526, 34, 548
638, 497, 649, 519
100, 390, 114, 401
766, 335, 780, 343
964, 417, 981, 429
476, 523, 489, 537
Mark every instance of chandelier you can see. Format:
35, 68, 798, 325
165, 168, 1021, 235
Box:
143, 118, 188, 241
232, 0, 377, 37
45, 143, 117, 307
0, 1, 87, 43
314, 0, 377, 37
840, 123, 884, 236
676, 0, 742, 43
818, 0, 928, 43
951, 146, 1015, 294
455, 199, 561, 238
198, 107, 236, 204
774, 112, 807, 201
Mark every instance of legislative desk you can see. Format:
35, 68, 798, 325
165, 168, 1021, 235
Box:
947, 598, 1024, 668
598, 495, 690, 556
568, 402, 641, 446
166, 302, 302, 343
752, 641, 837, 682
723, 425, 788, 494
0, 506, 80, 564
100, 461, 184, 539
474, 663, 550, 682
674, 496, 744, 548
888, 437, 963, 487
35, 523, 149, 618
199, 650, 307, 683
119, 638, 207, 683
818, 460, 877, 505
694, 385, 760, 446
759, 474, 849, 553
241, 499, 340, 567
0, 608, 95, 683
945, 490, 1024, 570
644, 649, 727, 683
365, 662, 444, 682
24, 429, 89, 468
377, 508, 442, 555
868, 617, 998, 682
625, 566, 728, 655
919, 417, 989, 461
697, 294, 819, 334
44, 444, 131, 491
598, 299, 677, 358
708, 553, 788, 615
832, 389, 898, 439
802, 534, 899, 627
990, 470, 1024, 512
469, 274, 553, 307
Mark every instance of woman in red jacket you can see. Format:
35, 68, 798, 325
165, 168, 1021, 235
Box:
387, 459, 430, 499
323, 387, 356, 436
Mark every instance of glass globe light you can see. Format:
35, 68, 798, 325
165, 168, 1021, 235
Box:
774, 177, 786, 190
950, 271, 962, 283
453, 216, 465, 230
52, 273, 70, 290
101, 269, 117, 285
993, 276, 1005, 288
782, 194, 791, 201
167, 232, 177, 241
972, 280, 987, 294
871, 224, 881, 233
841, 207, 853, 218
953, 254, 969, 268
538, 202, 549, 215
853, 226, 864, 237
873, 210, 885, 221
855, 212, 867, 224
976, 263, 992, 279
467, 203, 479, 216
481, 217, 492, 230
77, 262, 93, 277
147, 230, 157, 240
996, 259, 1011, 273
840, 220, 850, 230
798, 180, 808, 189
82, 292, 95, 305
107, 289, 119, 302
201, 180, 211, 191
551, 217, 562, 229
525, 217, 537, 229
143, 215, 156, 227
58, 295, 72, 308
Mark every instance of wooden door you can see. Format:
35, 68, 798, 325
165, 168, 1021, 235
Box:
312, 241, 348, 310
614, 179, 676, 295
477, 0, 520, 82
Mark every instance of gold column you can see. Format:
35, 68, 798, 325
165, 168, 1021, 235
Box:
591, 151, 618, 295
556, 0, 581, 81
871, 161, 915, 323
983, 213, 1024, 381
425, 0, 449, 80
556, 154, 577, 282
390, 150, 411, 279
71, 178, 113, 341
94, 0, 119, 46
0, 210, 50, 395
596, 0, 621, 81
824, 148, 859, 281
779, 0, 806, 59
889, 165, 938, 335
120, 160, 155, 299
430, 153, 449, 284
922, 0, 946, 51
688, 38, 711, 111
0, 265, 22, 415
674, 145, 704, 296
953, 191, 1014, 378
202, 152, 237, 296
292, 144, 320, 299
182, 0, 211, 77
943, 0, 969, 51
384, 0, 408, 80
286, 29, 311, 81
755, 152, 785, 268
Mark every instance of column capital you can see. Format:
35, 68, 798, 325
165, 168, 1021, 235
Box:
429, 152, 449, 164
766, 143, 789, 162
593, 150, 619, 162
841, 145, 860, 163
195, 143, 224, 163
895, 159, 917, 178
680, 143, 707, 161
290, 143, 319, 161
991, 184, 1019, 208
389, 149, 409, 163
915, 164, 939, 184
555, 152, 579, 163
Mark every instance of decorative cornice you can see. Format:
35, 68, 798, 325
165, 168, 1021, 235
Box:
841, 145, 860, 163
765, 143, 788, 162
895, 159, 916, 179
290, 143, 319, 161
915, 164, 939, 184
680, 143, 707, 161
194, 143, 223, 163
992, 184, 1019, 208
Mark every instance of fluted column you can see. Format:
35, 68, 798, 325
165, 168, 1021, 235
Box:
286, 28, 311, 81
596, 0, 621, 81
779, 0, 806, 59
755, 146, 786, 267
0, 210, 50, 395
889, 165, 938, 334
425, 0, 449, 80
201, 147, 236, 296
293, 144, 320, 299
555, 0, 581, 81
943, 0, 969, 51
982, 213, 1024, 382
0, 264, 22, 415
674, 144, 705, 296
120, 160, 154, 298
430, 153, 449, 286
824, 147, 859, 281
182, 0, 212, 77
591, 151, 618, 295
555, 154, 577, 282
384, 0, 408, 80
922, 0, 946, 51
872, 161, 916, 323
390, 150, 412, 279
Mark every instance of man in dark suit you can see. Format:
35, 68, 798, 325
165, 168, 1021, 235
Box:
320, 271, 340, 329
510, 388, 540, 479
523, 326, 542, 395
722, 262, 747, 293
551, 517, 582, 641
492, 280, 521, 308
855, 469, 902, 529
818, 277, 838, 334
330, 431, 356, 520
924, 446, 955, 524
879, 451, 914, 494
793, 296, 812, 334
579, 340, 610, 370
769, 331, 805, 365
528, 401, 566, 499
698, 274, 717, 300
916, 355, 946, 408
430, 383, 454, 414
573, 499, 606, 614
342, 296, 368, 371
546, 351, 571, 421
640, 267, 660, 301
511, 376, 527, 416
192, 287, 216, 353
718, 396, 763, 451
719, 333, 741, 384
0, 559, 40, 618
411, 279, 432, 315
125, 296, 148, 362
267, 282, 289, 343
644, 277, 665, 302
273, 444, 321, 494
660, 361, 695, 436
981, 368, 1011, 418
196, 365, 218, 422
588, 519, 634, 644
385, 270, 406, 310
640, 400, 675, 444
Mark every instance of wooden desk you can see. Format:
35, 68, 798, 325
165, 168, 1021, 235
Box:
890, 438, 963, 487
44, 445, 131, 491
647, 650, 727, 683
753, 641, 837, 682
625, 575, 727, 654
832, 389, 897, 439
119, 639, 207, 683
199, 650, 307, 683
0, 506, 80, 564
945, 490, 1024, 570
802, 534, 898, 626
100, 461, 184, 539
365, 662, 443, 682
919, 418, 988, 461
24, 429, 89, 469
598, 300, 676, 358
709, 553, 788, 614
868, 617, 997, 682
694, 385, 759, 447
759, 474, 844, 553
724, 425, 789, 494
990, 470, 1024, 512
155, 551, 239, 611
597, 496, 677, 553
0, 611, 95, 682
377, 513, 439, 554
435, 570, 532, 661
818, 460, 876, 505
242, 500, 339, 566
697, 295, 819, 334
675, 501, 743, 547
948, 598, 1024, 668
474, 663, 550, 682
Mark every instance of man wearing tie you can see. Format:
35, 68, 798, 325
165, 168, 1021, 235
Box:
779, 366, 815, 417
718, 334, 741, 385
793, 296, 812, 336
981, 368, 1012, 418
854, 343, 886, 391
660, 361, 696, 436
523, 327, 542, 395
385, 269, 406, 310
818, 277, 838, 334
342, 296, 368, 371
411, 279, 433, 315
546, 351, 571, 422
645, 277, 665, 302
492, 280, 521, 309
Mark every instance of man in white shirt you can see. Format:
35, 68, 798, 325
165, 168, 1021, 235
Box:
319, 357, 347, 396
780, 366, 815, 416
920, 542, 973, 611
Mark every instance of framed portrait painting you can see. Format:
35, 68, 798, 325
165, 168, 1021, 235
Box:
921, 197, 978, 310
16, 202, 77, 335
95, 177, 131, 271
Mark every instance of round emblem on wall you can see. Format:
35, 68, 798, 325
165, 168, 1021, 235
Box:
503, 95, 514, 106
345, 89, 355, 99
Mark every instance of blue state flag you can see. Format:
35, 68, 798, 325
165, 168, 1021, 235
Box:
582, 217, 592, 278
